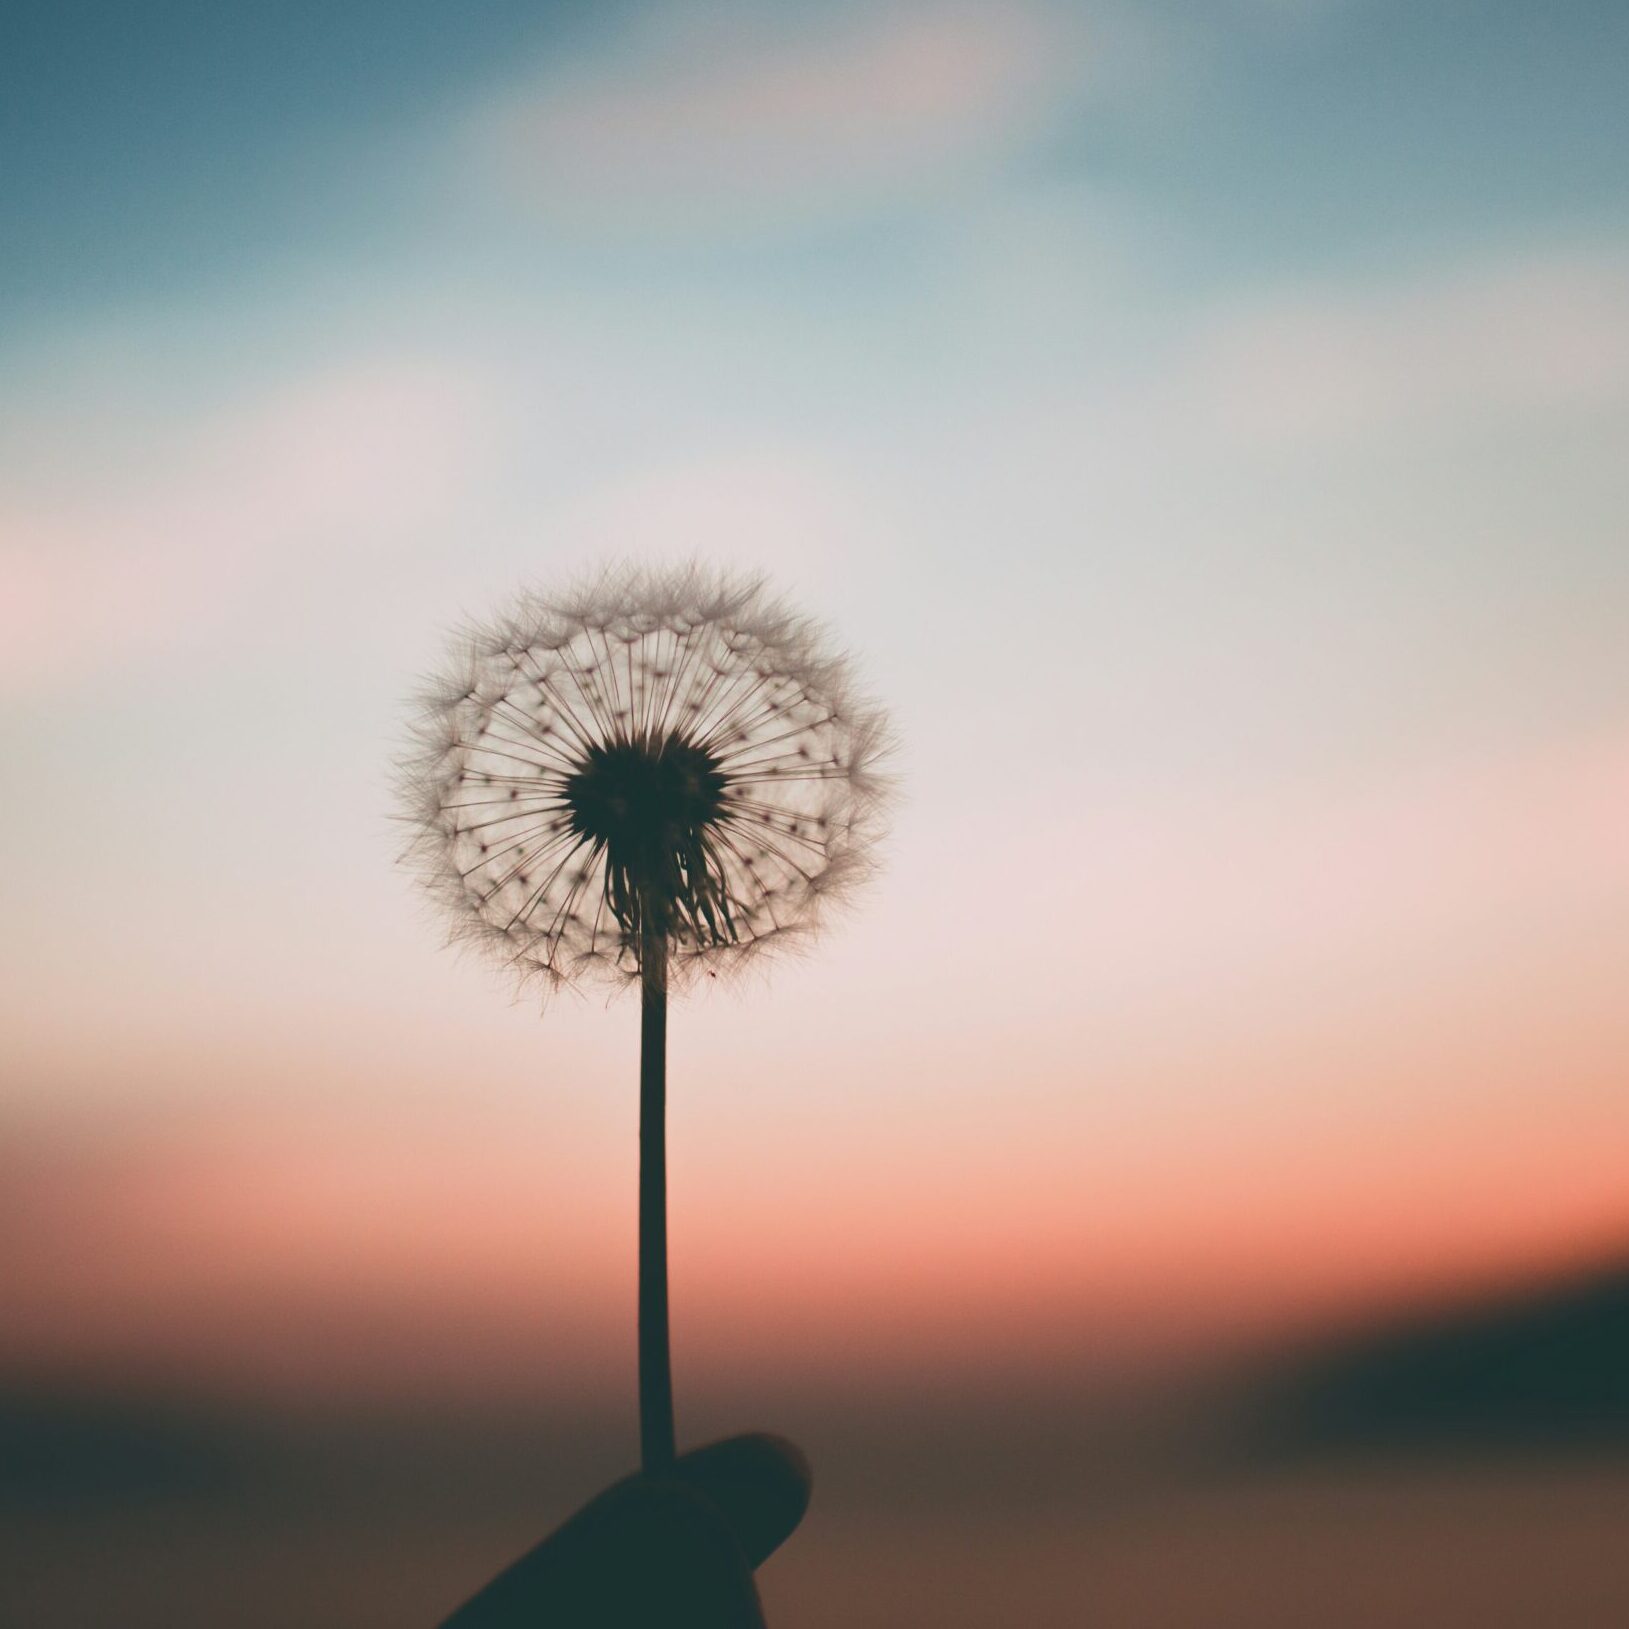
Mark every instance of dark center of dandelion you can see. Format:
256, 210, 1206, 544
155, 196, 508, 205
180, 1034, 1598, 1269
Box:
565, 736, 726, 849
563, 735, 733, 944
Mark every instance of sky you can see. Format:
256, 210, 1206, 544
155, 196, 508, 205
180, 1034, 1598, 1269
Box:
3, 0, 1628, 1413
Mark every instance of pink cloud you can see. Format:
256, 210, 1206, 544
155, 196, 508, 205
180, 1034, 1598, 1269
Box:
0, 355, 497, 692
481, 3, 1091, 224
1183, 249, 1629, 451
1005, 724, 1629, 1008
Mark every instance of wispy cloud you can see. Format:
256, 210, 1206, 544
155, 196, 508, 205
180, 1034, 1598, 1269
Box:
1182, 248, 1629, 451
0, 354, 497, 691
473, 2, 1105, 231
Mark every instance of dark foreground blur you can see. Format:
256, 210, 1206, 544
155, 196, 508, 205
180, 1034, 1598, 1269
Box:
6, 1261, 1627, 1628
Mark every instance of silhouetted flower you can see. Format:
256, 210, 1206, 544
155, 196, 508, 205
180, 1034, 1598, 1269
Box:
398, 562, 893, 1474
400, 564, 892, 993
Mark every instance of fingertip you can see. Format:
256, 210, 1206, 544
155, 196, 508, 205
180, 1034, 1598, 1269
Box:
673, 1433, 812, 1568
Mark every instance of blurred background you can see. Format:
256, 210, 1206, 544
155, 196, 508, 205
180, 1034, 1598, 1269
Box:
3, 2, 1627, 1624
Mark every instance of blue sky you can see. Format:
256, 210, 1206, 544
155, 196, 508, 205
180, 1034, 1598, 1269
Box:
6, 1, 1625, 317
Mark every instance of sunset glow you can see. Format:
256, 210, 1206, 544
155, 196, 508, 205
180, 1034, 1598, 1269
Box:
4, 0, 1626, 1547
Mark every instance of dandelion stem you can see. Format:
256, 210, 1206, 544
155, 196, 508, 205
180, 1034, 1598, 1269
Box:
638, 917, 676, 1474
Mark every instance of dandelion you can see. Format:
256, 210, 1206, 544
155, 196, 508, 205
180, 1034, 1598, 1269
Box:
399, 564, 892, 1471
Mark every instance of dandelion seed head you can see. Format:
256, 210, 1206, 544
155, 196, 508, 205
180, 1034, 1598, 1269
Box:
398, 563, 894, 994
